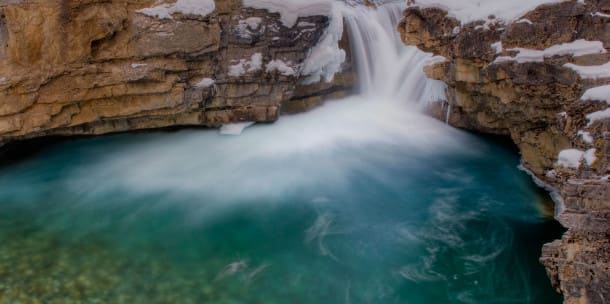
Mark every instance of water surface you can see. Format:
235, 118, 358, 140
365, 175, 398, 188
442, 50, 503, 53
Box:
0, 98, 562, 304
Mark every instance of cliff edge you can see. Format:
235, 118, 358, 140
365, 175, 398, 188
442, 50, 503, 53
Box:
0, 0, 353, 144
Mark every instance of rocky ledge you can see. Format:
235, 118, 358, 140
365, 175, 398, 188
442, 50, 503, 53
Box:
0, 0, 353, 145
399, 1, 609, 303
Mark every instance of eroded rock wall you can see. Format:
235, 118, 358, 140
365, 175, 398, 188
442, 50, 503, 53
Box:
0, 0, 353, 144
399, 1, 609, 303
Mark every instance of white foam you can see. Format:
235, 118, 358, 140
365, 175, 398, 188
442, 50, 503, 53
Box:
305, 211, 338, 259
64, 96, 474, 203
219, 122, 255, 135
62, 3, 470, 204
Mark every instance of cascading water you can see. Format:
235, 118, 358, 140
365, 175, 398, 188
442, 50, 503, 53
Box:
341, 2, 446, 102
0, 2, 562, 304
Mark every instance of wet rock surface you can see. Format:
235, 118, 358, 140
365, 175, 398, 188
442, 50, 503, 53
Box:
400, 1, 610, 303
0, 0, 353, 145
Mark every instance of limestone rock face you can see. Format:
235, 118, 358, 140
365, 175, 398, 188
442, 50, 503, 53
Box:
400, 1, 610, 303
0, 0, 353, 143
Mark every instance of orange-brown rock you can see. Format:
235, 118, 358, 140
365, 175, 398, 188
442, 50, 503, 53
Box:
0, 0, 353, 145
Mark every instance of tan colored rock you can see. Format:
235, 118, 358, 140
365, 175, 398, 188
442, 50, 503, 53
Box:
0, 0, 355, 144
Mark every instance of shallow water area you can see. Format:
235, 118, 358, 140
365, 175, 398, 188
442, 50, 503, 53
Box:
0, 96, 562, 304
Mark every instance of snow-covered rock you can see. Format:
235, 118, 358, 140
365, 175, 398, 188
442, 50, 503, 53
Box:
564, 61, 610, 79
407, 0, 569, 25
581, 85, 610, 103
266, 59, 297, 76
586, 108, 610, 126
137, 0, 216, 19
195, 78, 215, 88
228, 53, 263, 77
557, 149, 585, 168
242, 0, 333, 28
494, 40, 606, 64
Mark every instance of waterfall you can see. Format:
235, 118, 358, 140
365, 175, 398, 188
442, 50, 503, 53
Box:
339, 1, 446, 103
56, 1, 468, 202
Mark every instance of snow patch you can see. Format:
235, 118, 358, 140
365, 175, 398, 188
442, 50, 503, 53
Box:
243, 17, 262, 29
424, 56, 448, 66
592, 12, 610, 18
220, 122, 255, 135
407, 0, 568, 25
474, 18, 499, 31
300, 4, 345, 84
557, 149, 585, 168
586, 108, 610, 126
564, 61, 610, 79
577, 131, 593, 144
266, 59, 297, 76
516, 18, 533, 24
195, 78, 215, 88
131, 63, 148, 68
228, 53, 263, 77
241, 0, 348, 84
557, 148, 600, 168
581, 85, 610, 103
584, 149, 597, 166
491, 41, 503, 54
494, 39, 607, 64
137, 0, 216, 19
234, 17, 263, 39
297, 21, 316, 27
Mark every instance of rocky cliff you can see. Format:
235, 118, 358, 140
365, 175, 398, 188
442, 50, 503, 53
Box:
0, 0, 353, 145
399, 1, 609, 303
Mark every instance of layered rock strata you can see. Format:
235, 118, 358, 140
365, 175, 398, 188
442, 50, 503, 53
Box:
399, 1, 609, 303
0, 0, 353, 145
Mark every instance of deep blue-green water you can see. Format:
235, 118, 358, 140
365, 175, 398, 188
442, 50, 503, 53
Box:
0, 99, 562, 303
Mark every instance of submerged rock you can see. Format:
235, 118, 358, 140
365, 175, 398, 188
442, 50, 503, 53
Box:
399, 1, 610, 303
